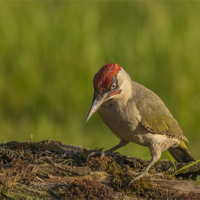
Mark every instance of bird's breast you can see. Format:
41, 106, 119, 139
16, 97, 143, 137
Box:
97, 100, 148, 144
97, 102, 180, 149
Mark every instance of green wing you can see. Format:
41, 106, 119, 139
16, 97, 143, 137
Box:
134, 84, 188, 142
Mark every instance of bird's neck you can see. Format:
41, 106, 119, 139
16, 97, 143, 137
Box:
117, 79, 133, 104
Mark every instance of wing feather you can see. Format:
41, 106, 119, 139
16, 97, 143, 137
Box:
132, 82, 188, 142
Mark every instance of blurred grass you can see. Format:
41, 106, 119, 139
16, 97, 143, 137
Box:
0, 1, 200, 160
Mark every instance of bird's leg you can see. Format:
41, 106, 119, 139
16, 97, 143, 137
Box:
104, 140, 129, 156
87, 140, 129, 160
128, 147, 163, 186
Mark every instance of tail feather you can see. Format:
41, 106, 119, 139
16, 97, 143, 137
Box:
168, 141, 195, 162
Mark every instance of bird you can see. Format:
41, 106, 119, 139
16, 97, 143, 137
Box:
86, 63, 195, 185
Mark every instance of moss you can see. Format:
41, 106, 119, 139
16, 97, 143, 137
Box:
107, 160, 123, 174
86, 156, 113, 171
143, 188, 200, 199
65, 179, 115, 199
1, 140, 200, 198
177, 192, 200, 199
142, 187, 178, 199
0, 158, 38, 189
163, 174, 177, 180
105, 158, 151, 197
130, 178, 151, 195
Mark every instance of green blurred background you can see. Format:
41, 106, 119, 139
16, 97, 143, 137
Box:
0, 2, 199, 160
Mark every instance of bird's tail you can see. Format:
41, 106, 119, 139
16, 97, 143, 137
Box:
168, 141, 195, 162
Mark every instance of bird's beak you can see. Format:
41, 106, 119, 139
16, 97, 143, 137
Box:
86, 92, 107, 122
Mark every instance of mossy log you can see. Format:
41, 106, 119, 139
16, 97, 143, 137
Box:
0, 140, 199, 199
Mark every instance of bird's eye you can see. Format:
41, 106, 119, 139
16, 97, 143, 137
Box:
111, 83, 116, 89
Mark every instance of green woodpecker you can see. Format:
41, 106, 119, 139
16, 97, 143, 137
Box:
86, 63, 195, 184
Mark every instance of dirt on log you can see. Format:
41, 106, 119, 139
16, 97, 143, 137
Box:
0, 140, 200, 199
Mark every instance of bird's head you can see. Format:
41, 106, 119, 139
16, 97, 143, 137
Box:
86, 63, 132, 122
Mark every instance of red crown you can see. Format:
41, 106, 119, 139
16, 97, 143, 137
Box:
93, 63, 121, 92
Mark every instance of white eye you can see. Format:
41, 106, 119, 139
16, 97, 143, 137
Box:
111, 83, 116, 89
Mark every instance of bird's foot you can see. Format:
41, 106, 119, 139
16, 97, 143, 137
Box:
87, 150, 105, 161
87, 149, 117, 161
128, 171, 164, 187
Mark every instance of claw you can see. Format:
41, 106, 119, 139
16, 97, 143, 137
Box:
128, 172, 164, 187
87, 148, 117, 161
87, 150, 105, 161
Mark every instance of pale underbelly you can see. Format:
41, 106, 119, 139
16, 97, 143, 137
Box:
100, 113, 180, 151
98, 103, 180, 151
